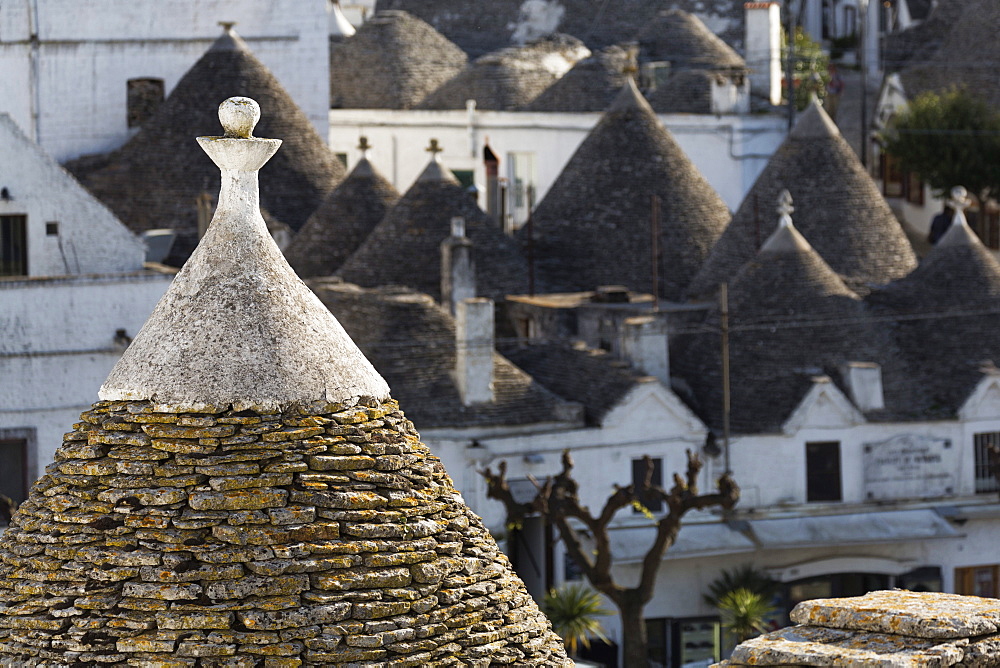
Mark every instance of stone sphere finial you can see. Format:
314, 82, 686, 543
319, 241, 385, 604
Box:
947, 185, 971, 211
219, 97, 260, 139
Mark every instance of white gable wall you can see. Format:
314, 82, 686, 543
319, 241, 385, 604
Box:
0, 114, 144, 276
0, 0, 329, 162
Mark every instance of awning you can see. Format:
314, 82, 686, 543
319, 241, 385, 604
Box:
747, 509, 961, 550
606, 522, 756, 564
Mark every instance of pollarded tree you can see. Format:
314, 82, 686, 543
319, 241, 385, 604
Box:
481, 450, 739, 667
881, 87, 1000, 204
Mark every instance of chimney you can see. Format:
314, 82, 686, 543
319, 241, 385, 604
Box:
744, 2, 782, 105
841, 361, 885, 411
441, 216, 476, 315
621, 315, 669, 385
456, 298, 495, 405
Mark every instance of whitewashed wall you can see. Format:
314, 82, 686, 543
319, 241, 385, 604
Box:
0, 272, 172, 476
0, 114, 144, 276
328, 108, 787, 214
0, 0, 329, 162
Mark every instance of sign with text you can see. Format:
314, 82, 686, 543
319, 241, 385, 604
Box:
863, 434, 954, 500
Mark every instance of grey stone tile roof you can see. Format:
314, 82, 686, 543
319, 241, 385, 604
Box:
634, 9, 745, 71
374, 0, 746, 57
867, 216, 1000, 419
335, 158, 531, 302
523, 79, 731, 300
311, 282, 581, 430
687, 101, 917, 299
498, 340, 651, 426
419, 34, 591, 111
524, 45, 632, 112
896, 0, 1000, 106
283, 157, 400, 279
885, 0, 973, 73
329, 10, 468, 110
673, 220, 886, 434
65, 27, 345, 267
646, 69, 717, 114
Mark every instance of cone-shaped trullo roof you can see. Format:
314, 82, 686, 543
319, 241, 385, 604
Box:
67, 25, 345, 267
687, 100, 916, 298
634, 9, 746, 71
674, 193, 883, 433
329, 10, 468, 109
525, 44, 633, 112
419, 34, 591, 110
525, 78, 731, 300
283, 139, 401, 279
868, 196, 1000, 418
0, 98, 571, 666
336, 144, 531, 301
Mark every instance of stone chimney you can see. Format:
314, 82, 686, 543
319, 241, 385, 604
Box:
621, 314, 670, 385
441, 216, 475, 315
841, 361, 885, 411
744, 2, 782, 105
456, 297, 495, 405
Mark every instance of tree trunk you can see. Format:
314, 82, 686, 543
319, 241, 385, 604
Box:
619, 595, 649, 668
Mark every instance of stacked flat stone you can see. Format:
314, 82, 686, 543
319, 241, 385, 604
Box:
0, 97, 570, 667
717, 590, 1000, 667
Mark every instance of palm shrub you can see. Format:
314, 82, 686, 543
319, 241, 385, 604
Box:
543, 582, 613, 656
717, 587, 774, 644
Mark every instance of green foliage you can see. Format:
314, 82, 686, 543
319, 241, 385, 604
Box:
782, 27, 830, 110
717, 588, 774, 644
543, 583, 613, 657
881, 87, 1000, 202
703, 564, 779, 607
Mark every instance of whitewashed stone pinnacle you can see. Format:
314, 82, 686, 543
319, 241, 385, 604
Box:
100, 97, 390, 410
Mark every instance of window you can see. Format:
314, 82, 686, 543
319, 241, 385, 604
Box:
0, 429, 32, 507
646, 618, 669, 668
632, 457, 663, 513
45, 221, 59, 236
974, 432, 1000, 494
127, 78, 165, 128
506, 152, 537, 230
956, 565, 999, 598
904, 171, 924, 205
880, 153, 904, 198
334, 152, 348, 168
806, 441, 842, 502
1, 215, 27, 276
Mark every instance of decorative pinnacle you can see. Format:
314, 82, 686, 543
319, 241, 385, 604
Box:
777, 189, 794, 227
219, 97, 260, 139
426, 138, 443, 161
218, 21, 236, 32
623, 44, 640, 77
357, 136, 371, 151
947, 185, 971, 211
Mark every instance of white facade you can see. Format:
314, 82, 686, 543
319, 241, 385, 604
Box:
328, 108, 787, 222
0, 113, 145, 276
0, 0, 329, 163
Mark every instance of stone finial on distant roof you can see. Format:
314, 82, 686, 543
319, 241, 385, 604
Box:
938, 185, 979, 248
777, 188, 794, 227
623, 43, 640, 77
357, 134, 371, 158
99, 96, 390, 410
426, 138, 443, 161
761, 189, 811, 254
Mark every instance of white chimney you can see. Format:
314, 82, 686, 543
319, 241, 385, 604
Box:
621, 315, 669, 385
456, 298, 495, 405
441, 216, 476, 315
841, 362, 885, 411
744, 2, 782, 105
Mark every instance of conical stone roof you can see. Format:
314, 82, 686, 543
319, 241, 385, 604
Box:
524, 78, 731, 300
0, 98, 571, 667
674, 201, 882, 433
868, 207, 1000, 418
66, 26, 345, 267
525, 44, 632, 112
419, 34, 591, 110
634, 9, 746, 71
336, 149, 531, 302
687, 100, 916, 298
329, 10, 468, 109
283, 144, 401, 279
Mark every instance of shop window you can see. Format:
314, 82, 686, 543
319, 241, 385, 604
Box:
806, 441, 842, 502
974, 432, 1000, 494
127, 78, 165, 128
632, 457, 663, 513
675, 617, 721, 667
955, 565, 999, 598
0, 215, 27, 276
